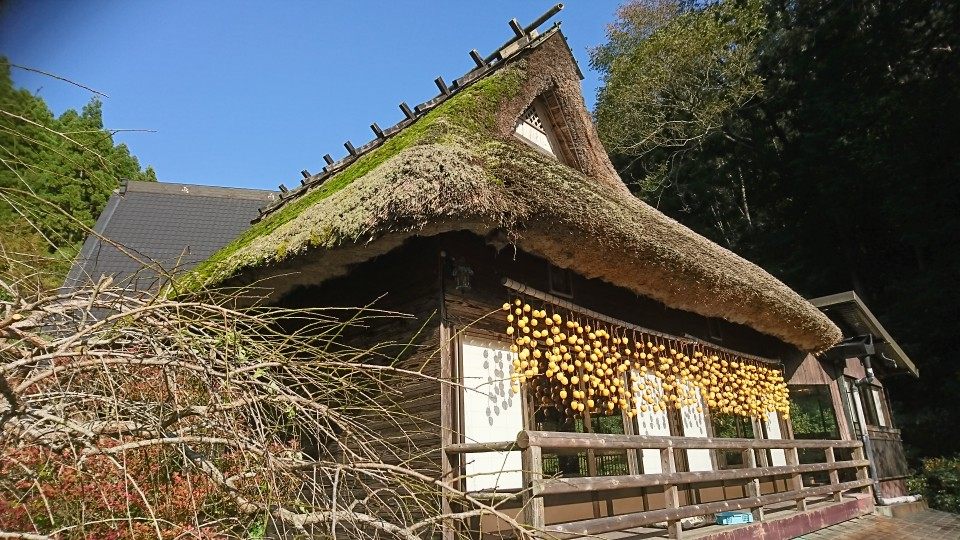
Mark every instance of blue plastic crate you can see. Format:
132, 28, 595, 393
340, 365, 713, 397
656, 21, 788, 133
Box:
715, 511, 754, 525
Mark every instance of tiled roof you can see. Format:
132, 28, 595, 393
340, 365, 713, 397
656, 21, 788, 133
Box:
64, 181, 276, 291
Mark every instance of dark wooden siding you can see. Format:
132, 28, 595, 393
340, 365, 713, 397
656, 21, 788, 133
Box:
276, 238, 445, 474
436, 232, 800, 529
438, 231, 792, 359
268, 230, 840, 533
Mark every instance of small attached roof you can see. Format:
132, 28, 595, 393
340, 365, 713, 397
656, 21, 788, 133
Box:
65, 180, 276, 292
185, 7, 841, 353
810, 291, 918, 377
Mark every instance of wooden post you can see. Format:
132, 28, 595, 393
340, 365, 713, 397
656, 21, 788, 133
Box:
438, 321, 456, 540
744, 447, 764, 522
660, 446, 682, 539
826, 446, 842, 502
852, 443, 873, 498
522, 444, 546, 533
752, 417, 770, 467
785, 447, 807, 511
580, 373, 603, 519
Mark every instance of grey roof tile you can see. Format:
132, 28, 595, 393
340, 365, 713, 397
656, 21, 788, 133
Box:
64, 181, 276, 292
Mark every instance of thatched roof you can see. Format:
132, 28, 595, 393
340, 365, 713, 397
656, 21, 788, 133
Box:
186, 26, 841, 353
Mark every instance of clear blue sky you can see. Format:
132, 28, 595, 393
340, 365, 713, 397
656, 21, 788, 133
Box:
0, 1, 620, 190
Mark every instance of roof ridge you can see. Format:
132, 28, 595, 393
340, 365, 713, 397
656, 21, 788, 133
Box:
121, 180, 278, 201
253, 4, 567, 224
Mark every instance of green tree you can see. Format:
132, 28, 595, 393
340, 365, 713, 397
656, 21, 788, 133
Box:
0, 59, 156, 289
592, 0, 768, 248
594, 0, 960, 459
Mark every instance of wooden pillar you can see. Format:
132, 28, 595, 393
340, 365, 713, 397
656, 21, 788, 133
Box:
852, 444, 873, 498
623, 404, 641, 475
581, 405, 603, 518
826, 446, 842, 502
438, 321, 457, 540
752, 418, 770, 467
785, 447, 807, 511
522, 444, 546, 533
660, 446, 682, 539
744, 448, 764, 522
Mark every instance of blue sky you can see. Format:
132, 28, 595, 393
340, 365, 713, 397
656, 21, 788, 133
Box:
0, 1, 620, 190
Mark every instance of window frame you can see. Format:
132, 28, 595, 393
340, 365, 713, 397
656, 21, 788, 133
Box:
547, 262, 574, 298
787, 384, 842, 440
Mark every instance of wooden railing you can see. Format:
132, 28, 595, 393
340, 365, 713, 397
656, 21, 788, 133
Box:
446, 431, 872, 539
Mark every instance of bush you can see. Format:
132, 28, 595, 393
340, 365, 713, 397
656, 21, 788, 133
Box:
909, 456, 960, 513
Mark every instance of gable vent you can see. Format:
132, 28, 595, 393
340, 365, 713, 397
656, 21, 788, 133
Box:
515, 102, 561, 160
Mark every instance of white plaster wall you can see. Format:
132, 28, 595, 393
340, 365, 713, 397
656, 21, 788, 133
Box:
679, 382, 713, 472
765, 411, 787, 466
460, 338, 524, 491
634, 373, 671, 473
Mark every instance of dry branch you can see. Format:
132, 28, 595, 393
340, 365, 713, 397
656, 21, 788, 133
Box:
0, 277, 538, 539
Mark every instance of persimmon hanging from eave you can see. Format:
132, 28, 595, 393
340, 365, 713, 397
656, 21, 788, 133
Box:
502, 298, 790, 422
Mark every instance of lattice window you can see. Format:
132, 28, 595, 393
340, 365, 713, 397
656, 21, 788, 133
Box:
521, 107, 545, 132
514, 101, 559, 158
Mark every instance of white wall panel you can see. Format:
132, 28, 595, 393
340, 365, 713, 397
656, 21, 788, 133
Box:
633, 373, 671, 473
764, 411, 787, 466
871, 387, 888, 427
460, 338, 524, 491
679, 382, 713, 472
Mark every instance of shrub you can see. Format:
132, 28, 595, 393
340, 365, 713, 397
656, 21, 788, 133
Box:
909, 456, 960, 513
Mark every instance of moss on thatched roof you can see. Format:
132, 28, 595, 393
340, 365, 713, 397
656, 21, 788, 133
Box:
185, 30, 841, 353
185, 65, 526, 286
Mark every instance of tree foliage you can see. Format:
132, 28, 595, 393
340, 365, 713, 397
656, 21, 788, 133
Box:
0, 60, 156, 290
594, 0, 960, 459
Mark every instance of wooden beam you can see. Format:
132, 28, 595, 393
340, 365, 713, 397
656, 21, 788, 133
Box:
852, 443, 873, 499
509, 18, 524, 38
660, 447, 681, 539
343, 140, 357, 157
523, 3, 564, 35
469, 49, 486, 68
434, 76, 450, 96
370, 122, 385, 139
826, 446, 842, 502
517, 430, 863, 451
580, 395, 602, 519
439, 320, 456, 540
544, 479, 873, 537
399, 101, 415, 120
533, 460, 869, 495
445, 441, 517, 454
744, 447, 764, 522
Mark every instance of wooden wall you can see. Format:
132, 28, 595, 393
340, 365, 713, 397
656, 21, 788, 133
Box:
788, 353, 910, 498
437, 231, 791, 359
436, 232, 798, 530
274, 236, 447, 535
268, 230, 872, 532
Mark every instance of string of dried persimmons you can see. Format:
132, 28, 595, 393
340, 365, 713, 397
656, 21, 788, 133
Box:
502, 298, 790, 423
